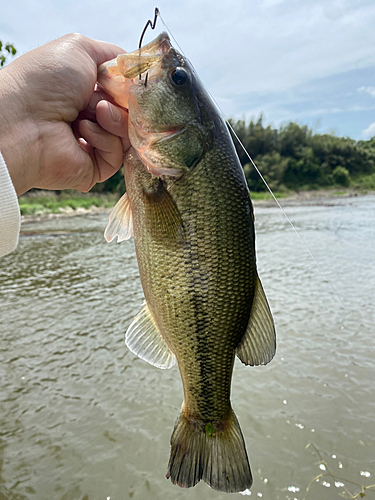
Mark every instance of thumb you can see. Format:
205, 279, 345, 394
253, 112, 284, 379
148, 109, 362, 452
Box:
77, 36, 126, 67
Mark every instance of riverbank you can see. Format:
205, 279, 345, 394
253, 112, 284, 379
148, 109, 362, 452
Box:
19, 187, 374, 221
19, 191, 118, 219
250, 187, 372, 207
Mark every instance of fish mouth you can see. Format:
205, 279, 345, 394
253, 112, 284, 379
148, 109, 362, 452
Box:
99, 32, 171, 78
97, 32, 172, 108
136, 31, 172, 56
98, 32, 185, 177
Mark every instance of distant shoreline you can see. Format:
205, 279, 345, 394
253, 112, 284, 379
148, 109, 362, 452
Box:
20, 204, 113, 224
19, 188, 374, 223
251, 188, 373, 207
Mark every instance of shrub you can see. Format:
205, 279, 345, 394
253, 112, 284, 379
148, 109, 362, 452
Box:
332, 166, 351, 187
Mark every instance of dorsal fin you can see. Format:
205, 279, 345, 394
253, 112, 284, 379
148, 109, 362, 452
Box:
236, 275, 276, 366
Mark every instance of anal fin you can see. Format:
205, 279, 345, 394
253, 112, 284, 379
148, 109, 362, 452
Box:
126, 303, 176, 369
236, 275, 276, 366
104, 192, 133, 243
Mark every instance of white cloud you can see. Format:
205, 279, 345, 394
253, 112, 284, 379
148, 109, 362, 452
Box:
362, 122, 375, 137
357, 86, 375, 97
2, 0, 375, 138
3, 0, 375, 96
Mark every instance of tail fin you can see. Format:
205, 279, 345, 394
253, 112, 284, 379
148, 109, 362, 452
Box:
166, 407, 252, 493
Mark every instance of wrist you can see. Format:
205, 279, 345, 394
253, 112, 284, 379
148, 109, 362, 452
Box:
0, 64, 40, 196
0, 118, 40, 196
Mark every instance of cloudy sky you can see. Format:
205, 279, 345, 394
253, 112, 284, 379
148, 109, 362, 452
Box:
1, 0, 375, 140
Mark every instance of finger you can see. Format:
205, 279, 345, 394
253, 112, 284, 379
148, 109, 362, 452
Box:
94, 148, 123, 183
78, 89, 106, 122
78, 120, 123, 175
75, 139, 99, 191
35, 131, 97, 193
96, 100, 131, 152
73, 36, 126, 67
78, 88, 111, 122
77, 138, 122, 191
78, 87, 123, 122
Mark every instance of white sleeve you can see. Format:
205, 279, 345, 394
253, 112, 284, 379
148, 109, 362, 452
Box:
0, 151, 21, 257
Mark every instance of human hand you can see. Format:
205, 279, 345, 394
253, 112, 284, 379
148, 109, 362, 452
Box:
0, 34, 130, 196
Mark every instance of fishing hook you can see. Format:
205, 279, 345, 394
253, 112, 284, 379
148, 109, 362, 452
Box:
139, 7, 159, 80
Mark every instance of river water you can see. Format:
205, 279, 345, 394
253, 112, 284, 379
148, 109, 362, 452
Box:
0, 195, 374, 500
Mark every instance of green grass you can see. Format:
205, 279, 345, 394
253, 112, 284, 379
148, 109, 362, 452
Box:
19, 190, 118, 216
18, 180, 375, 217
250, 191, 291, 200
20, 189, 293, 216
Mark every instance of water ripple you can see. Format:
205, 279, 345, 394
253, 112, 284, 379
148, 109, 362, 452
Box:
0, 201, 374, 499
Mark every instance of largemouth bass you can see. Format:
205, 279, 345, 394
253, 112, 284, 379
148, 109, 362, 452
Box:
98, 32, 276, 493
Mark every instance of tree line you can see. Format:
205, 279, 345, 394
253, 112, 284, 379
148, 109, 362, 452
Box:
96, 117, 375, 193
229, 116, 375, 192
3, 39, 373, 194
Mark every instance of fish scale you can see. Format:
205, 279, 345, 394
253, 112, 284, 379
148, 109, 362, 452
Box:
127, 141, 254, 438
99, 31, 276, 493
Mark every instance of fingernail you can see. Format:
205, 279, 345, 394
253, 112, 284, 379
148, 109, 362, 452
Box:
108, 102, 122, 122
86, 120, 98, 131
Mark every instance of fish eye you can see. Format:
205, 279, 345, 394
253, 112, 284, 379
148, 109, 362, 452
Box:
170, 67, 189, 86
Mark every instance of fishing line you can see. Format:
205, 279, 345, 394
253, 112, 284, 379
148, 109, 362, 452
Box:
226, 123, 373, 353
157, 10, 185, 55
156, 8, 372, 352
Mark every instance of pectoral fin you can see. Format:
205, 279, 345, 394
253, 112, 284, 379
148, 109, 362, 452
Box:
143, 180, 185, 244
236, 275, 276, 366
126, 303, 176, 369
104, 192, 133, 243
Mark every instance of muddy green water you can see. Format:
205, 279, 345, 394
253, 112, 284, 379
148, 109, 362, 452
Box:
0, 195, 374, 500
